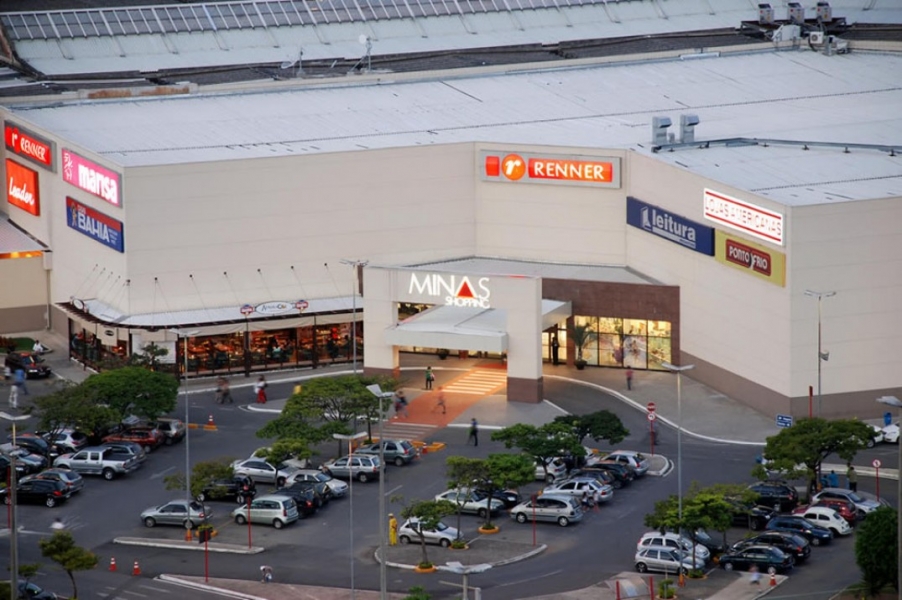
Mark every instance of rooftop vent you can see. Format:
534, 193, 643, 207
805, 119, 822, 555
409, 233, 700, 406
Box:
652, 117, 672, 145
816, 1, 832, 23
788, 2, 805, 25
680, 115, 700, 144
758, 3, 775, 25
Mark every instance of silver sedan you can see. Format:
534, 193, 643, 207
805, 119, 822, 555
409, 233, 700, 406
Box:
141, 499, 211, 529
231, 458, 298, 486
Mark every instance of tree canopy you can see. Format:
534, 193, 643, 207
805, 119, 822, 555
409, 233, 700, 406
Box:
445, 456, 486, 535
491, 422, 583, 479
164, 457, 235, 500
855, 506, 898, 596
33, 383, 120, 442
39, 531, 98, 600
79, 366, 178, 420
553, 411, 630, 446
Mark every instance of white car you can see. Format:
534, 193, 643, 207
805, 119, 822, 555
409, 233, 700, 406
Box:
534, 458, 568, 483
638, 532, 710, 563
793, 506, 852, 536
398, 518, 460, 547
435, 488, 505, 518
882, 423, 899, 444
866, 425, 884, 448
542, 477, 613, 504
602, 450, 650, 477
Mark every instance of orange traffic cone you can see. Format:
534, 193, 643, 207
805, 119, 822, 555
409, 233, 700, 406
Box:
769, 573, 777, 587
204, 414, 217, 431
109, 557, 117, 572
132, 560, 141, 576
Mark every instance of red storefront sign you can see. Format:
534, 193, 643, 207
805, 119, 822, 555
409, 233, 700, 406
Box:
6, 159, 40, 216
481, 150, 621, 188
62, 148, 122, 207
4, 121, 54, 171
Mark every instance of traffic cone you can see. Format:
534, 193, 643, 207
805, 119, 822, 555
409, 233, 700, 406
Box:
769, 573, 777, 587
204, 414, 217, 431
132, 560, 141, 576
109, 557, 117, 572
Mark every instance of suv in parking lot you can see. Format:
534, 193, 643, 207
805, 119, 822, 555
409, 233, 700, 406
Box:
748, 480, 799, 512
199, 475, 256, 504
322, 454, 381, 483
147, 418, 186, 445
534, 458, 568, 483
637, 532, 711, 563
635, 546, 707, 575
510, 494, 583, 527
578, 462, 634, 489
231, 494, 299, 529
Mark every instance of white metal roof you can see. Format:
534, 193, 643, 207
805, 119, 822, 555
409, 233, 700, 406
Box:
7, 48, 902, 206
411, 257, 658, 284
0, 216, 45, 253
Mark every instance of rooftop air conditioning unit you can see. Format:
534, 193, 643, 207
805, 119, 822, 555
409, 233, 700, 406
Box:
809, 31, 825, 45
816, 2, 832, 23
788, 2, 805, 25
758, 3, 775, 25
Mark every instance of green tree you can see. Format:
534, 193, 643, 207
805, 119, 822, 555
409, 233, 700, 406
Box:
164, 457, 235, 500
128, 342, 170, 370
79, 367, 178, 421
553, 410, 630, 447
754, 418, 875, 496
32, 383, 119, 445
399, 499, 457, 567
254, 439, 316, 468
491, 422, 583, 482
644, 493, 681, 533
854, 506, 898, 596
445, 456, 487, 535
701, 483, 758, 539
39, 531, 98, 600
681, 491, 733, 562
481, 453, 534, 527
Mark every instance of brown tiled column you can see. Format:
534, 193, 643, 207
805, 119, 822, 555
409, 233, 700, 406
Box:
507, 376, 543, 403
364, 366, 401, 379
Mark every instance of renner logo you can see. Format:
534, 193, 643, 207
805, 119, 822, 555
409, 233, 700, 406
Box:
640, 206, 696, 245
482, 150, 620, 188
4, 123, 53, 169
726, 239, 771, 276
408, 273, 491, 308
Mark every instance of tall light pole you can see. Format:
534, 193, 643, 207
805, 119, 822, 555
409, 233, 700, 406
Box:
339, 259, 368, 374
170, 329, 199, 504
876, 395, 901, 596
662, 361, 694, 581
333, 431, 367, 600
804, 290, 835, 416
1, 411, 31, 596
367, 384, 392, 600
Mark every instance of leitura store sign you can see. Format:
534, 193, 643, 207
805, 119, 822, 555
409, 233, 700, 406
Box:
481, 150, 621, 188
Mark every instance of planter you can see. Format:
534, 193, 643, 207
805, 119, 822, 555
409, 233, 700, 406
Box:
449, 542, 469, 550
414, 564, 437, 573
575, 360, 587, 371
478, 525, 500, 535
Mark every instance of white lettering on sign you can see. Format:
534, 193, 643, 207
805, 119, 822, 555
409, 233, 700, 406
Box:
76, 208, 114, 243
703, 188, 784, 245
78, 164, 118, 205
531, 160, 607, 182
408, 273, 492, 309
8, 177, 35, 207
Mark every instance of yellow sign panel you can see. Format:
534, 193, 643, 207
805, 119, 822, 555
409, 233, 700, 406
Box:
714, 230, 786, 287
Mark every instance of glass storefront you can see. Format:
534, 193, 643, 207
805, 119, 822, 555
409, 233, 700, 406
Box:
573, 315, 671, 370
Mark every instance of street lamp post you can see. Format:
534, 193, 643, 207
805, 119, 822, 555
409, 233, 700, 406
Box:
1, 411, 31, 596
804, 290, 836, 416
339, 259, 369, 374
366, 384, 392, 600
333, 431, 367, 600
662, 361, 694, 586
876, 395, 901, 596
170, 329, 199, 506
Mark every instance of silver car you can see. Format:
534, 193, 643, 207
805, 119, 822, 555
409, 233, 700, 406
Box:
435, 488, 505, 518
510, 494, 583, 527
635, 545, 706, 575
398, 518, 460, 547
230, 494, 299, 529
322, 454, 382, 483
542, 477, 614, 503
534, 458, 568, 483
231, 458, 298, 486
603, 450, 650, 477
284, 469, 349, 497
141, 499, 211, 528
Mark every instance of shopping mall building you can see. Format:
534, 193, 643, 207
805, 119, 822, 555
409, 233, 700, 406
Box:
1, 42, 900, 419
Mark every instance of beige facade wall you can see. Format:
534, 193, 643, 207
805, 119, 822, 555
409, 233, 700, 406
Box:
0, 256, 47, 331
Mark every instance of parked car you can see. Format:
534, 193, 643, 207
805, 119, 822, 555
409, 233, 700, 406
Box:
599, 450, 650, 477
748, 480, 799, 512
100, 441, 147, 464
15, 580, 66, 600
473, 485, 521, 509
635, 546, 706, 575
542, 477, 613, 504
790, 506, 852, 536
284, 469, 349, 498
198, 475, 257, 504
731, 531, 811, 564
510, 493, 583, 527
682, 528, 725, 555
103, 427, 164, 452
766, 515, 833, 545
4, 351, 51, 378
231, 458, 299, 486
568, 468, 616, 488
534, 457, 568, 483
0, 478, 71, 508
147, 417, 186, 445
725, 497, 776, 530
356, 439, 419, 466
795, 498, 858, 525
812, 488, 881, 516
141, 499, 210, 528
882, 422, 899, 444
0, 444, 48, 474
230, 494, 299, 529
321, 454, 381, 483
637, 532, 711, 563
278, 481, 325, 514
41, 429, 89, 454
578, 463, 634, 489
22, 468, 85, 495
719, 545, 794, 574
53, 446, 140, 480
8, 433, 55, 459
398, 518, 460, 547
0, 455, 27, 478
435, 488, 505, 518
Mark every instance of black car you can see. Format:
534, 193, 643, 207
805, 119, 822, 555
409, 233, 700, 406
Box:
726, 497, 777, 530
199, 475, 257, 504
0, 455, 27, 479
0, 445, 48, 474
277, 484, 318, 517
8, 434, 55, 459
4, 351, 51, 378
719, 544, 794, 574
16, 580, 64, 600
576, 463, 633, 488
474, 486, 521, 509
731, 531, 811, 563
684, 528, 726, 555
1, 478, 71, 508
748, 480, 799, 512
280, 479, 330, 506
766, 515, 833, 546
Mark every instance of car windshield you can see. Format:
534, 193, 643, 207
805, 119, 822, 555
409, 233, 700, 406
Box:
434, 522, 448, 531
314, 473, 330, 482
844, 492, 864, 503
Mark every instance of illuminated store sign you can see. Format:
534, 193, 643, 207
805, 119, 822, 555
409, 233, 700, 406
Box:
703, 188, 784, 246
66, 197, 124, 253
62, 149, 122, 207
715, 230, 785, 287
408, 273, 492, 308
253, 301, 309, 316
6, 159, 40, 216
481, 151, 621, 188
4, 122, 54, 171
627, 197, 714, 255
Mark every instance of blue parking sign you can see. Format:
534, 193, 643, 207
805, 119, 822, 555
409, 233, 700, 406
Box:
776, 414, 793, 428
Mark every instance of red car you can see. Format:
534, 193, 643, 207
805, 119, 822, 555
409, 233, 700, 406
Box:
793, 499, 857, 525
103, 427, 164, 452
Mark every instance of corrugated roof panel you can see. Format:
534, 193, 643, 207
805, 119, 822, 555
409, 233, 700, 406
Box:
0, 216, 45, 253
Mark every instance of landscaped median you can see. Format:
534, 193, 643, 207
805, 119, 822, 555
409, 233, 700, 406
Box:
376, 534, 546, 571
114, 536, 264, 554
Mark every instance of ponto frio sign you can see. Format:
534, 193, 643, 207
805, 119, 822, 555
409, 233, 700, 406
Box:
254, 301, 300, 316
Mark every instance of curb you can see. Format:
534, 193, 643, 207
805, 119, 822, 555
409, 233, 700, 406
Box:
245, 404, 283, 414
157, 575, 268, 600
647, 458, 674, 478
375, 543, 547, 570
114, 537, 265, 554
822, 462, 899, 481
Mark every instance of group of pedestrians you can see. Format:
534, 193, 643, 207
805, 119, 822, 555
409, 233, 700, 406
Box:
212, 375, 269, 404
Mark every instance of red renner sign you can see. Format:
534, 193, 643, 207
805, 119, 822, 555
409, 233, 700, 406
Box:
6, 159, 40, 216
481, 150, 621, 188
4, 121, 55, 171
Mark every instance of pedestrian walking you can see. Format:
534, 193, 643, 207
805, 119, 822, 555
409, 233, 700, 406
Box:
260, 565, 273, 583
468, 418, 479, 446
592, 488, 602, 512
749, 564, 761, 585
388, 513, 398, 546
625, 368, 634, 391
216, 377, 233, 404
395, 390, 409, 418
827, 470, 839, 488
254, 375, 268, 404
433, 387, 446, 414
425, 366, 435, 390
847, 465, 858, 492
13, 368, 28, 396
551, 334, 560, 366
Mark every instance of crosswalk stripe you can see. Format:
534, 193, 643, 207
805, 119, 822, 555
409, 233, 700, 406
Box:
443, 369, 507, 394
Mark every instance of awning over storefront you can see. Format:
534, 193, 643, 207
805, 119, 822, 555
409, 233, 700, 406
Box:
384, 299, 571, 352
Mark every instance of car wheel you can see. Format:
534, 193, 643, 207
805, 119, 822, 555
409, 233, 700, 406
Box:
144, 517, 156, 528
830, 528, 840, 536
45, 497, 57, 508
516, 513, 528, 524
767, 566, 777, 575
477, 508, 488, 519
394, 457, 405, 467
185, 520, 195, 530
357, 473, 369, 483
165, 438, 174, 446
680, 567, 689, 576
273, 519, 284, 529
102, 468, 115, 480
400, 535, 411, 544
276, 477, 286, 487
557, 516, 570, 527
612, 480, 623, 490
751, 519, 762, 531
235, 514, 247, 525
545, 474, 555, 483
811, 537, 821, 546
636, 562, 648, 573
3, 496, 10, 506
440, 538, 452, 548
722, 562, 733, 571
866, 438, 875, 449
145, 445, 153, 453
235, 495, 246, 505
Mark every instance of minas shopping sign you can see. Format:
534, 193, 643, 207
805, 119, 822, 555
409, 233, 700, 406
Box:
481, 150, 621, 188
